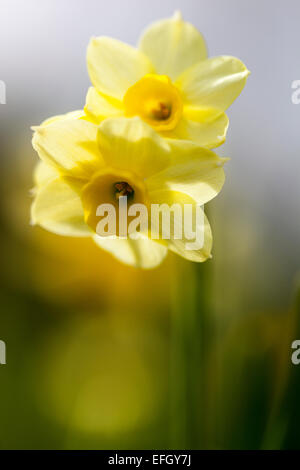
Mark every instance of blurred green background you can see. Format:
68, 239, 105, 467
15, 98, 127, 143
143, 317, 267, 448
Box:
0, 0, 300, 449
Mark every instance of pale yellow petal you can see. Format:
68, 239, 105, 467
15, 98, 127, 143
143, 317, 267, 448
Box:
84, 87, 123, 123
176, 55, 249, 111
40, 110, 86, 127
87, 37, 154, 99
97, 117, 171, 179
148, 190, 212, 262
139, 11, 207, 81
93, 235, 168, 269
31, 177, 91, 237
147, 142, 226, 205
163, 112, 229, 148
169, 210, 212, 262
32, 119, 103, 179
33, 161, 58, 188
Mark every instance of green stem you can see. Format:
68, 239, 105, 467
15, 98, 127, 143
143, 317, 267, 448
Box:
169, 257, 209, 449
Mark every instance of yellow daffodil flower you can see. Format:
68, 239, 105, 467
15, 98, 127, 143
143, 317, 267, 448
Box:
85, 11, 249, 148
31, 116, 226, 269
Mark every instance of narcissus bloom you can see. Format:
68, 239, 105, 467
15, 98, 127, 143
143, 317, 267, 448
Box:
85, 12, 249, 148
31, 117, 226, 269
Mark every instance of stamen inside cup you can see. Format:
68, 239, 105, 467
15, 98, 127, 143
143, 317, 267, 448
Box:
114, 181, 134, 200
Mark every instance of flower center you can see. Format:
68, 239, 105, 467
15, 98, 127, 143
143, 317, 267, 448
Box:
80, 168, 147, 235
123, 74, 182, 131
151, 102, 171, 121
114, 181, 134, 200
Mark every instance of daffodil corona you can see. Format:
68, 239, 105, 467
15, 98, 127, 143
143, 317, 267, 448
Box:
85, 12, 249, 147
31, 117, 226, 268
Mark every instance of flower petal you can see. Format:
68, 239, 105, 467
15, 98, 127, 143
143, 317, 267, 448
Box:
40, 110, 87, 127
33, 161, 58, 188
139, 11, 207, 81
147, 141, 226, 205
169, 209, 212, 262
176, 56, 249, 112
32, 119, 103, 179
93, 235, 168, 269
97, 117, 171, 179
31, 177, 90, 237
84, 87, 123, 123
87, 37, 154, 99
148, 190, 212, 262
164, 112, 229, 148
